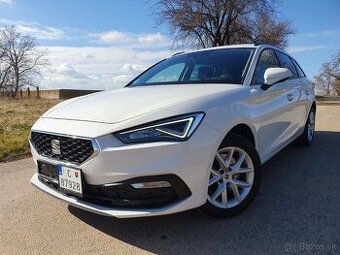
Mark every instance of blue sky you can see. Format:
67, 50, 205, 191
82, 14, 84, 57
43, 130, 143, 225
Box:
0, 0, 339, 89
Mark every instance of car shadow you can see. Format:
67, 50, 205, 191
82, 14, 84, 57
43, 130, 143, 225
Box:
69, 131, 340, 255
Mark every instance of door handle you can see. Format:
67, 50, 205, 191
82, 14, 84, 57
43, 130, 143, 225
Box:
287, 94, 294, 101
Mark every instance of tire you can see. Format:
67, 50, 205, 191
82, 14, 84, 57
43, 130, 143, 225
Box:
200, 133, 261, 218
297, 107, 316, 147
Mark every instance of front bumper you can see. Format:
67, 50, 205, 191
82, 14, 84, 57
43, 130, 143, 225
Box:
30, 119, 222, 218
31, 173, 194, 218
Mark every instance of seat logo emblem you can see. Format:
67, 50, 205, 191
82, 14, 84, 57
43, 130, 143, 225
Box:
51, 139, 61, 155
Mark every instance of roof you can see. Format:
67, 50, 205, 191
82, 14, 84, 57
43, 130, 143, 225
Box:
172, 43, 287, 57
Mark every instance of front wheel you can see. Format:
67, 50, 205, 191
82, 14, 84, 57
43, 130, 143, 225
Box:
200, 133, 261, 218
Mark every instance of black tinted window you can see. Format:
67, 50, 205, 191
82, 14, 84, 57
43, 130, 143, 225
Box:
252, 49, 280, 84
276, 51, 298, 78
131, 48, 254, 86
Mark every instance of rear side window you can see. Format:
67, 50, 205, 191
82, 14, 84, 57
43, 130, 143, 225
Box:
276, 51, 298, 79
252, 49, 280, 84
291, 58, 306, 78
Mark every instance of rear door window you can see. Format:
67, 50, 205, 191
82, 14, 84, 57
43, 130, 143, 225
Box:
291, 58, 306, 78
276, 51, 298, 79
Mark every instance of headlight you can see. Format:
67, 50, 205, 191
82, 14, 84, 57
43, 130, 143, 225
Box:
115, 112, 205, 144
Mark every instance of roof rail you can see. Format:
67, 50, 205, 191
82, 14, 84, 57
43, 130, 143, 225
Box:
172, 51, 185, 56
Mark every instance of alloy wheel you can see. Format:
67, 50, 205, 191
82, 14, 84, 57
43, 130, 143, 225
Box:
307, 111, 315, 143
207, 146, 255, 209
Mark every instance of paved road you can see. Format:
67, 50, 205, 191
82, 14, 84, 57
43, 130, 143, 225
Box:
1, 106, 339, 255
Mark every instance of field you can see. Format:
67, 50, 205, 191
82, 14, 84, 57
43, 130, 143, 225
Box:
0, 99, 62, 162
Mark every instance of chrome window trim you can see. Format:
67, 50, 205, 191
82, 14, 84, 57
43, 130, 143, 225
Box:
29, 130, 101, 167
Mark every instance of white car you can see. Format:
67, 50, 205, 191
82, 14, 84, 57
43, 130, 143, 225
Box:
30, 44, 316, 218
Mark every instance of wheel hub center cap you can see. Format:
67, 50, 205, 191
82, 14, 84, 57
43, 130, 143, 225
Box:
224, 167, 232, 178
224, 173, 232, 179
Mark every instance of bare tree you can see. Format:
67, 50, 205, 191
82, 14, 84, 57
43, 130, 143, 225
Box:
154, 0, 294, 49
0, 26, 48, 97
315, 52, 340, 96
0, 50, 11, 91
314, 72, 332, 95
252, 11, 293, 48
333, 79, 340, 96
326, 52, 340, 81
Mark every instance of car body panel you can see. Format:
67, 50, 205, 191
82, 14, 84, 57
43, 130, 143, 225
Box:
43, 85, 241, 124
30, 44, 316, 218
30, 121, 222, 217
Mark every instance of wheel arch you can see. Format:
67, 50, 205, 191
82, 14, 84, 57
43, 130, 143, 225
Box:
227, 123, 256, 148
304, 101, 316, 125
311, 101, 316, 112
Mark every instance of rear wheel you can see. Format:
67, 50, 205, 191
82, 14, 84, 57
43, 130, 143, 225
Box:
200, 133, 261, 218
297, 107, 316, 146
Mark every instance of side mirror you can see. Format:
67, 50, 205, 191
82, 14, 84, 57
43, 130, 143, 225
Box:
261, 68, 292, 90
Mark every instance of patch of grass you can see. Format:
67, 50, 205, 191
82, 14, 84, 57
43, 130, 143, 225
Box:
0, 98, 62, 162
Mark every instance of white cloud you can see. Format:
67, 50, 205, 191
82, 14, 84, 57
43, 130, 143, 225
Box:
40, 46, 171, 90
16, 23, 64, 40
287, 45, 326, 53
0, 0, 14, 7
52, 63, 91, 82
0, 19, 173, 89
138, 32, 169, 45
91, 30, 128, 43
0, 19, 64, 40
90, 31, 170, 48
0, 19, 171, 50
111, 74, 134, 86
321, 30, 340, 38
120, 64, 146, 74
42, 64, 111, 90
294, 30, 340, 39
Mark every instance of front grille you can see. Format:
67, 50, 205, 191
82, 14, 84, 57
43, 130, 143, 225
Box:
31, 132, 94, 165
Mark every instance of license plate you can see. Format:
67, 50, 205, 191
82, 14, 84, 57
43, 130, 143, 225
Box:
58, 165, 83, 195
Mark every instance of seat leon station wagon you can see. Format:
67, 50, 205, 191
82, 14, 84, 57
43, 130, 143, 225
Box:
30, 44, 316, 218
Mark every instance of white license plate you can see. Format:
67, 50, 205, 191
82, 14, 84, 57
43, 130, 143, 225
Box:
58, 165, 83, 195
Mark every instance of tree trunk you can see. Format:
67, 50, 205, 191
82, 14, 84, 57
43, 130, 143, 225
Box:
326, 83, 330, 95
12, 69, 19, 98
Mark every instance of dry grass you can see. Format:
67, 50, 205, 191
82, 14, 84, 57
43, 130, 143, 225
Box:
0, 98, 62, 162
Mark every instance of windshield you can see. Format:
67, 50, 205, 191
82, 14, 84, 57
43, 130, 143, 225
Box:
131, 48, 254, 86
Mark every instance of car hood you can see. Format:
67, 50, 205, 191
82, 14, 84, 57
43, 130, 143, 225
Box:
43, 84, 242, 124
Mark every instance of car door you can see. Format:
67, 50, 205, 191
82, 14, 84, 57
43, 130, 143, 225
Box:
291, 57, 313, 129
275, 51, 307, 132
248, 48, 301, 161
